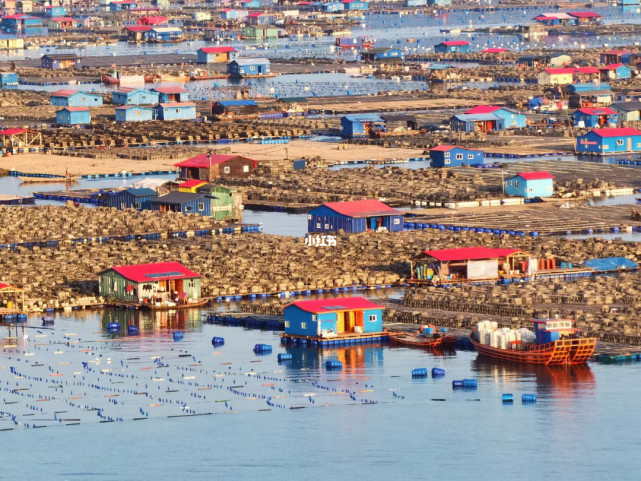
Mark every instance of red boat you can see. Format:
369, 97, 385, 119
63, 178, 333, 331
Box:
389, 330, 456, 349
471, 319, 596, 366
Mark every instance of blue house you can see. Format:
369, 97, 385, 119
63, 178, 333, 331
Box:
428, 0, 451, 4
1, 15, 48, 37
50, 90, 103, 107
600, 49, 635, 65
240, 0, 260, 8
151, 86, 189, 103
450, 113, 505, 133
434, 40, 470, 53
341, 114, 384, 137
323, 2, 345, 12
151, 191, 211, 216
341, 0, 368, 10
112, 88, 160, 105
115, 105, 156, 122
197, 46, 238, 64
41, 54, 82, 69
227, 58, 271, 77
599, 63, 632, 81
576, 127, 641, 154
361, 48, 404, 63
148, 26, 183, 42
0, 72, 18, 89
405, 0, 427, 5
283, 297, 384, 337
308, 199, 404, 234
573, 107, 619, 128
45, 6, 67, 17
429, 145, 484, 167
220, 9, 249, 20
56, 107, 91, 125
567, 82, 611, 94
109, 1, 138, 12
106, 188, 158, 210
155, 102, 197, 120
464, 105, 526, 129
504, 172, 554, 198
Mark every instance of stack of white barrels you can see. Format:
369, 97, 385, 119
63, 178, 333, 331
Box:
474, 321, 536, 350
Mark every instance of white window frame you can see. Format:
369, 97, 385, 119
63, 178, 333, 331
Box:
198, 202, 205, 211
243, 165, 249, 173
444, 158, 450, 165
444, 152, 450, 157
284, 321, 290, 328
455, 153, 463, 160
393, 218, 400, 224
616, 139, 624, 146
368, 314, 377, 322
301, 322, 307, 329
223, 166, 231, 174
467, 154, 474, 160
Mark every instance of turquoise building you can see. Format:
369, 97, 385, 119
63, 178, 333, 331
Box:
504, 172, 554, 198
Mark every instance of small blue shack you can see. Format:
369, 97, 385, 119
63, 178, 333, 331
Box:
322, 2, 345, 12
464, 105, 527, 129
434, 40, 470, 53
450, 113, 505, 133
151, 86, 189, 103
341, 0, 369, 10
340, 113, 385, 137
107, 188, 158, 210
151, 191, 211, 216
56, 107, 91, 125
429, 145, 485, 167
115, 105, 156, 122
283, 297, 384, 337
0, 72, 18, 89
308, 199, 404, 234
504, 172, 555, 198
428, 0, 451, 5
112, 88, 160, 105
576, 127, 641, 153
573, 107, 619, 128
227, 58, 271, 77
50, 89, 103, 107
406, 0, 426, 5
155, 102, 197, 120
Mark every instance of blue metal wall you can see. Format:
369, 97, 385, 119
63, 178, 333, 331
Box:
430, 148, 484, 167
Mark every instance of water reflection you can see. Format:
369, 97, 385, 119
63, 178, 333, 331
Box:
100, 308, 205, 337
284, 344, 385, 372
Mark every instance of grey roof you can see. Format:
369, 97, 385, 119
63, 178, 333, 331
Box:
572, 90, 614, 97
381, 114, 417, 122
125, 188, 157, 198
233, 58, 270, 66
452, 113, 501, 122
43, 54, 80, 60
151, 191, 204, 204
612, 101, 641, 111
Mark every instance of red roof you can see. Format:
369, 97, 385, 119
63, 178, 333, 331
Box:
429, 144, 469, 152
152, 86, 188, 94
248, 11, 266, 17
179, 179, 207, 188
0, 128, 27, 136
601, 49, 634, 55
109, 262, 201, 283
482, 48, 507, 53
61, 107, 90, 111
568, 11, 602, 18
440, 40, 470, 46
0, 282, 23, 291
574, 66, 599, 74
50, 17, 74, 22
320, 199, 402, 217
286, 297, 384, 314
199, 46, 237, 53
464, 105, 500, 114
174, 154, 256, 168
599, 63, 625, 71
51, 89, 78, 97
139, 15, 167, 24
125, 25, 152, 32
158, 102, 196, 108
514, 171, 555, 181
577, 107, 617, 115
590, 127, 641, 138
543, 68, 575, 75
423, 247, 521, 262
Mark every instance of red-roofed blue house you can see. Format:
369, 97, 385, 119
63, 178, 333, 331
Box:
429, 145, 484, 167
576, 127, 641, 154
99, 261, 201, 303
504, 172, 555, 198
434, 40, 470, 53
284, 297, 384, 337
308, 199, 404, 234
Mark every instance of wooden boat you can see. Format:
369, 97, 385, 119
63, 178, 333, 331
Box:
389, 331, 456, 349
19, 176, 78, 183
190, 72, 231, 81
102, 73, 161, 85
470, 319, 596, 366
141, 298, 210, 311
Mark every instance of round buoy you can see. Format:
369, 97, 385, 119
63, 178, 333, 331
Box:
211, 336, 225, 346
107, 322, 120, 331
173, 331, 184, 342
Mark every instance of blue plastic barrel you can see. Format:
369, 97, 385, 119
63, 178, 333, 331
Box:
173, 331, 184, 341
452, 380, 464, 389
326, 360, 343, 370
107, 322, 120, 331
278, 353, 292, 362
431, 368, 445, 377
522, 394, 537, 403
502, 393, 514, 403
463, 379, 477, 389
412, 368, 428, 377
41, 316, 54, 324
424, 327, 434, 335
440, 327, 448, 333
127, 325, 139, 335
212, 336, 225, 346
254, 344, 272, 353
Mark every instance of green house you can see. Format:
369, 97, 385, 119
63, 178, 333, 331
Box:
243, 25, 279, 39
196, 184, 242, 221
99, 261, 201, 304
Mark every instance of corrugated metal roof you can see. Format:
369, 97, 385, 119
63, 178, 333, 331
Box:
514, 171, 555, 181
590, 127, 641, 137
319, 199, 402, 217
285, 296, 383, 314
108, 261, 200, 283
439, 40, 470, 46
464, 105, 500, 114
429, 144, 468, 152
422, 247, 521, 261
343, 114, 384, 122
151, 191, 204, 204
232, 58, 271, 66
452, 113, 501, 122
179, 180, 207, 188
216, 100, 258, 106
152, 86, 188, 94
125, 187, 157, 197
199, 46, 236, 53
0, 128, 27, 136
174, 154, 256, 168
577, 107, 617, 115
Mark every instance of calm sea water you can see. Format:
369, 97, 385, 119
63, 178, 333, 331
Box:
1, 309, 640, 480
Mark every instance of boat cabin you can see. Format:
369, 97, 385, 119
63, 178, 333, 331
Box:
532, 319, 579, 344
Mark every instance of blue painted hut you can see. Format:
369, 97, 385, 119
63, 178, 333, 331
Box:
227, 58, 271, 77
155, 102, 197, 120
340, 113, 384, 137
600, 49, 635, 65
115, 105, 156, 122
428, 0, 451, 5
41, 54, 82, 69
576, 127, 641, 153
284, 297, 384, 337
360, 48, 404, 63
599, 63, 632, 80
151, 86, 189, 103
148, 26, 183, 42
197, 46, 238, 64
45, 6, 67, 17
322, 2, 345, 12
151, 191, 211, 215
450, 113, 505, 133
504, 172, 554, 198
107, 188, 158, 210
573, 107, 619, 128
464, 105, 527, 129
429, 145, 484, 167
0, 72, 18, 89
341, 0, 369, 10
308, 199, 403, 233
56, 107, 90, 125
434, 40, 470, 53
50, 89, 103, 107
112, 88, 160, 105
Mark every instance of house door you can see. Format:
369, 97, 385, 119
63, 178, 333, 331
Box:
336, 312, 345, 333
628, 137, 632, 151
345, 311, 355, 332
355, 311, 364, 330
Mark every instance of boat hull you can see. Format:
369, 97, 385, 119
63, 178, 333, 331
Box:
389, 333, 456, 349
470, 334, 596, 366
19, 176, 78, 183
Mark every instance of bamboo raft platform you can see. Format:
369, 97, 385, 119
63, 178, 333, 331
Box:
0, 195, 35, 206
243, 201, 314, 214
409, 205, 641, 236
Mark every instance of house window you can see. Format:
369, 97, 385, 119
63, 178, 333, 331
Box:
369, 314, 377, 322
121, 203, 126, 209
617, 139, 624, 146
301, 322, 307, 330
444, 159, 450, 165
455, 154, 463, 160
316, 223, 321, 229
528, 188, 533, 192
514, 181, 519, 188
243, 165, 250, 173
198, 202, 204, 211
324, 224, 329, 229
307, 215, 312, 220
444, 152, 450, 157
284, 321, 290, 328
223, 166, 230, 174
250, 66, 255, 71
393, 218, 400, 224
468, 154, 474, 160
135, 202, 141, 209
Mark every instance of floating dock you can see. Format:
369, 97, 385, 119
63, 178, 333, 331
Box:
0, 195, 35, 206
280, 331, 390, 348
